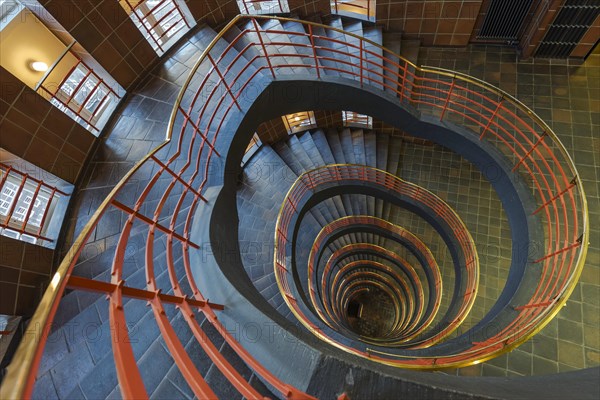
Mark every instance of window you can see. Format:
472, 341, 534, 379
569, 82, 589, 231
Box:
331, 0, 375, 21
38, 59, 119, 135
241, 133, 263, 167
283, 111, 317, 134
0, 153, 71, 249
0, 315, 21, 364
342, 111, 372, 128
0, 2, 123, 135
236, 0, 289, 15
120, 0, 195, 55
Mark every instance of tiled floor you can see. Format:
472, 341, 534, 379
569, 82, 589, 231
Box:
398, 142, 511, 328
418, 44, 600, 376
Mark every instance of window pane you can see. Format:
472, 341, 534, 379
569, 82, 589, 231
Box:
122, 0, 194, 55
237, 0, 289, 14
0, 158, 71, 249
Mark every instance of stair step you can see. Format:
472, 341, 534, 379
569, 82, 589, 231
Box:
350, 129, 370, 233
326, 18, 358, 80
298, 131, 326, 167
311, 129, 337, 164
383, 137, 403, 222
309, 22, 345, 77
223, 24, 270, 72
375, 133, 389, 246
400, 39, 422, 101
363, 25, 384, 90
326, 128, 346, 164
364, 130, 378, 168
341, 20, 363, 80
260, 19, 312, 75
364, 131, 377, 224
281, 20, 323, 73
339, 128, 357, 164
387, 136, 403, 177
351, 129, 366, 165
299, 132, 345, 220
272, 141, 305, 175
383, 32, 402, 96
288, 134, 316, 171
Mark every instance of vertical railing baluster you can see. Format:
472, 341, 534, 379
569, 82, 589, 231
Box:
208, 54, 242, 111
308, 24, 321, 79
480, 97, 504, 140
252, 18, 276, 79
513, 132, 548, 171
439, 76, 456, 121
399, 62, 408, 102
359, 39, 364, 85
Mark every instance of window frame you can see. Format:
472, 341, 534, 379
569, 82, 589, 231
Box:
330, 0, 375, 22
121, 0, 195, 55
342, 111, 373, 129
0, 162, 70, 248
282, 111, 317, 134
236, 0, 289, 15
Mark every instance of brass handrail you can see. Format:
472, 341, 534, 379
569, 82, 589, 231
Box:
0, 13, 588, 397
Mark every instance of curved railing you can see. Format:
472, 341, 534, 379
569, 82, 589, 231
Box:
0, 13, 588, 397
330, 259, 412, 338
308, 217, 438, 344
274, 164, 479, 359
327, 245, 426, 342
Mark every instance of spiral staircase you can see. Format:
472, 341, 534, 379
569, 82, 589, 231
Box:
0, 14, 594, 400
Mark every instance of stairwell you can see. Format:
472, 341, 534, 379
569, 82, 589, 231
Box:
1, 12, 594, 400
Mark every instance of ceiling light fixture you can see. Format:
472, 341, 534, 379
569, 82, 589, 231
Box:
30, 61, 49, 72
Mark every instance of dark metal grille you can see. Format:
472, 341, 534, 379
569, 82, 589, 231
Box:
478, 0, 534, 40
536, 0, 600, 58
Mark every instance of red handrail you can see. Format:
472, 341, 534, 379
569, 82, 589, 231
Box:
1, 15, 587, 399
276, 166, 477, 352
309, 219, 436, 344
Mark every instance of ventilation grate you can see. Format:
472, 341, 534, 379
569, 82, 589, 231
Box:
536, 0, 600, 58
478, 0, 534, 41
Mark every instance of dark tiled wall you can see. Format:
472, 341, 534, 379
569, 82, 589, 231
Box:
256, 110, 431, 145
0, 236, 54, 315
184, 0, 331, 28
30, 1, 331, 92
0, 67, 95, 184
36, 0, 158, 90
0, 66, 93, 318
375, 0, 483, 46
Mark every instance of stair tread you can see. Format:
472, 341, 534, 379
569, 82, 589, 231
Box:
311, 129, 337, 164
288, 134, 315, 170
382, 33, 402, 95
326, 18, 359, 80
339, 128, 357, 164
363, 26, 384, 89
351, 128, 366, 165
281, 20, 323, 72
260, 19, 312, 74
272, 141, 305, 175
310, 24, 346, 77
